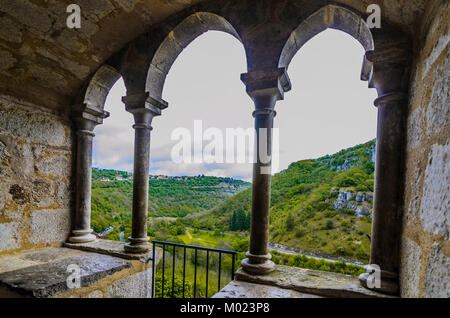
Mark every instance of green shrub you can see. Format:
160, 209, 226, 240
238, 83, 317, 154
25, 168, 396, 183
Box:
154, 272, 193, 298
326, 220, 334, 230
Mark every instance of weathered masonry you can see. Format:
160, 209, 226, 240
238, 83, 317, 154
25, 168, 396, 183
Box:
0, 0, 448, 298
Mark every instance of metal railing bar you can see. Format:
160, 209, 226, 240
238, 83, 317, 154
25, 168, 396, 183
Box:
162, 244, 166, 298
182, 246, 186, 298
231, 253, 235, 281
218, 252, 222, 292
205, 250, 209, 298
171, 245, 176, 298
151, 241, 155, 298
193, 249, 198, 298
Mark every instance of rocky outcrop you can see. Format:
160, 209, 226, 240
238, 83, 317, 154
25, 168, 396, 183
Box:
336, 159, 358, 172
332, 189, 373, 217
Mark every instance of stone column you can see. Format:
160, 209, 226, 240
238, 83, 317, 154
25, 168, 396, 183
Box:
240, 69, 291, 275
123, 93, 167, 253
359, 48, 410, 295
69, 105, 109, 243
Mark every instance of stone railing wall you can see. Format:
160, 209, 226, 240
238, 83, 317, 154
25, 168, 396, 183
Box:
0, 95, 73, 255
399, 0, 449, 298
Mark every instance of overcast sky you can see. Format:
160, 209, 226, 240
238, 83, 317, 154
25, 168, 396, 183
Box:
92, 29, 378, 182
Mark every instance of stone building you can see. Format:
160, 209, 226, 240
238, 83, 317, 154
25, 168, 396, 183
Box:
0, 0, 448, 298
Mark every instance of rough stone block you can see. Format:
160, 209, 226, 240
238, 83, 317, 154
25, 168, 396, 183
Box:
0, 222, 21, 251
22, 248, 83, 263
0, 252, 131, 297
423, 243, 450, 298
87, 290, 104, 298
30, 209, 71, 244
399, 238, 421, 298
420, 141, 450, 238
0, 0, 53, 33
0, 49, 16, 71
426, 54, 449, 135
107, 269, 152, 298
0, 16, 22, 43
152, 35, 183, 75
34, 154, 71, 179
76, 0, 115, 22
406, 105, 424, 151
0, 256, 38, 274
114, 0, 140, 13
0, 98, 71, 148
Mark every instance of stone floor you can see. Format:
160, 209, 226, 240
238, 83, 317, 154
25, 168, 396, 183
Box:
215, 265, 394, 298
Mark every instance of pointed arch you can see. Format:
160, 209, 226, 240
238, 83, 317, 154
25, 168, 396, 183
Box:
80, 65, 122, 111
145, 12, 244, 101
279, 5, 374, 73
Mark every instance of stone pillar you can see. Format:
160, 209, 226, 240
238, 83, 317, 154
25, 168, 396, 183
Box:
123, 93, 168, 253
69, 105, 109, 243
359, 47, 410, 295
240, 68, 291, 275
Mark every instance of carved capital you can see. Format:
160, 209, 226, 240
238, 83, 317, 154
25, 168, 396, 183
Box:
241, 68, 291, 101
362, 43, 411, 95
71, 103, 110, 132
122, 92, 168, 117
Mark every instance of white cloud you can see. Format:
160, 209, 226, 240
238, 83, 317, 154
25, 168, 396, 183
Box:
92, 29, 377, 180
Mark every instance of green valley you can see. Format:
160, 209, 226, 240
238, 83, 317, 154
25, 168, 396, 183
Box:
188, 140, 376, 263
91, 139, 376, 279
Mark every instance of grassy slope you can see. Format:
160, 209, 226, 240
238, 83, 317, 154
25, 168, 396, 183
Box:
193, 140, 376, 263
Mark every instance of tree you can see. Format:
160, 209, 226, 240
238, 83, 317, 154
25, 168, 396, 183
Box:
326, 220, 334, 230
286, 213, 295, 231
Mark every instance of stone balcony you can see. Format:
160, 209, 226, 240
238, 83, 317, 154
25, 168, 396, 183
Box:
0, 239, 392, 298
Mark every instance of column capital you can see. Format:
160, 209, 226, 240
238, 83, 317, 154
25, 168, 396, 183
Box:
361, 43, 411, 95
122, 92, 168, 117
241, 67, 291, 101
71, 103, 110, 131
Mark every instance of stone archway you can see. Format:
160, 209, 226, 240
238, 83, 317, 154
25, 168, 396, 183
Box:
121, 12, 246, 254
145, 12, 243, 101
274, 4, 411, 295
279, 4, 374, 72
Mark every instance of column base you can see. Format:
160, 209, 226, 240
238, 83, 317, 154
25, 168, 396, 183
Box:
241, 252, 275, 275
359, 268, 399, 295
68, 229, 96, 243
124, 237, 151, 254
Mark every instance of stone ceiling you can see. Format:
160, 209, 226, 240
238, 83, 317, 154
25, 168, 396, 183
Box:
0, 0, 429, 113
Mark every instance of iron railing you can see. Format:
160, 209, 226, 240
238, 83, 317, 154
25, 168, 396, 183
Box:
152, 240, 236, 298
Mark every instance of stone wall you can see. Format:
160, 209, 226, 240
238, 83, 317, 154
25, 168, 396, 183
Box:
399, 0, 449, 298
0, 95, 73, 255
